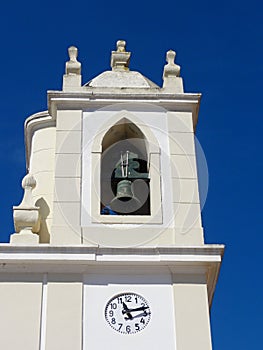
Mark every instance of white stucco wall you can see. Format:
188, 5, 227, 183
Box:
0, 268, 214, 350
0, 275, 42, 350
29, 126, 56, 242
45, 276, 82, 350
173, 280, 212, 350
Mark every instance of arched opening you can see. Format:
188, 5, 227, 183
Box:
100, 118, 150, 215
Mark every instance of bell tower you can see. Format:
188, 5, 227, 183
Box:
0, 41, 224, 350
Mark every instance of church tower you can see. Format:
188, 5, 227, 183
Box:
0, 41, 224, 350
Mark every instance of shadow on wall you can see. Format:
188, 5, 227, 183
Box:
35, 198, 50, 243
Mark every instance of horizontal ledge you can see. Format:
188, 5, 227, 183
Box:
48, 99, 201, 110
0, 244, 223, 307
0, 253, 223, 263
0, 244, 224, 260
48, 90, 201, 100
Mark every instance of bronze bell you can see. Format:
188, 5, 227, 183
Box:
110, 180, 141, 214
116, 180, 133, 199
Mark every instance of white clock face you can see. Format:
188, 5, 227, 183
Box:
105, 292, 151, 334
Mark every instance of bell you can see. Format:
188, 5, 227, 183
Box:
116, 180, 134, 200
110, 180, 141, 214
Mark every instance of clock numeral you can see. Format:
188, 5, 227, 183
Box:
135, 323, 140, 331
110, 303, 117, 309
111, 318, 116, 324
109, 310, 114, 317
117, 297, 123, 304
125, 295, 132, 302
141, 302, 145, 307
134, 296, 138, 303
140, 317, 145, 324
126, 325, 131, 333
118, 323, 123, 331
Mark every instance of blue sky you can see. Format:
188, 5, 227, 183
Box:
0, 0, 262, 348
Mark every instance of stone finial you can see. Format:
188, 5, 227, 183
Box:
162, 50, 183, 92
20, 174, 37, 207
163, 50, 180, 78
63, 46, 82, 91
11, 174, 40, 244
111, 40, 131, 71
66, 46, 81, 75
116, 40, 126, 52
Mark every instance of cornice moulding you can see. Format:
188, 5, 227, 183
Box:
0, 244, 224, 306
47, 91, 201, 130
47, 90, 201, 103
0, 245, 224, 267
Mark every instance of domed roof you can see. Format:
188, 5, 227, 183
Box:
84, 40, 159, 89
85, 70, 159, 89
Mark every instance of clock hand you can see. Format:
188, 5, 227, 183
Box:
122, 305, 149, 314
122, 302, 129, 311
131, 311, 151, 319
122, 302, 133, 320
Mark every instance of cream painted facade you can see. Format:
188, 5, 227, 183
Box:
0, 41, 224, 349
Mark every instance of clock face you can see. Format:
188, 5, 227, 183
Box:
104, 292, 151, 334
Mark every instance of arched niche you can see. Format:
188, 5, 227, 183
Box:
101, 118, 150, 215
90, 110, 162, 224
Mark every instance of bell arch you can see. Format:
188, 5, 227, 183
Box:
91, 110, 159, 154
101, 117, 150, 215
91, 110, 162, 224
